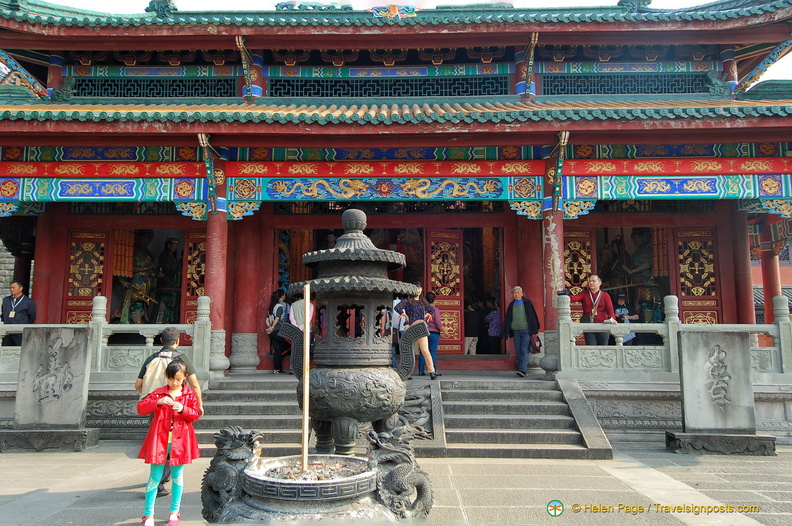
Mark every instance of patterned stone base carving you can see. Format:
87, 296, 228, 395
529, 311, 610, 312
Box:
209, 329, 230, 377
229, 332, 259, 372
665, 431, 776, 456
0, 428, 100, 452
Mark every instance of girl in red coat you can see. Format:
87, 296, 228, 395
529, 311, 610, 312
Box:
137, 360, 201, 526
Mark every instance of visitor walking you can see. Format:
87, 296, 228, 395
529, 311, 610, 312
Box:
502, 286, 540, 377
394, 282, 437, 380
265, 290, 291, 374
420, 292, 443, 376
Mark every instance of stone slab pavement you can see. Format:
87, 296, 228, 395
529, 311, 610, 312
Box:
1, 440, 791, 526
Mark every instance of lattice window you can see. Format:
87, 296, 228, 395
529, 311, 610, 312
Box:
185, 239, 206, 297
564, 238, 592, 295
269, 76, 510, 97
541, 74, 708, 96
74, 78, 238, 98
68, 239, 105, 297
593, 201, 715, 213
69, 203, 179, 215
678, 239, 716, 296
429, 239, 462, 298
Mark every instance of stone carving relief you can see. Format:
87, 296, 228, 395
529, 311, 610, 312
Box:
107, 348, 145, 369
579, 349, 616, 368
624, 349, 662, 369
704, 344, 731, 410
33, 338, 74, 403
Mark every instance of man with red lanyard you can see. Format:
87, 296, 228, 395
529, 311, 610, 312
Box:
569, 274, 617, 345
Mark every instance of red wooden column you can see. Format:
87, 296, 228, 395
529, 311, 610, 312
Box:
258, 205, 277, 369
760, 221, 782, 323
205, 161, 230, 368
31, 209, 54, 321
229, 213, 261, 372
47, 53, 64, 94
541, 156, 565, 380
731, 208, 756, 324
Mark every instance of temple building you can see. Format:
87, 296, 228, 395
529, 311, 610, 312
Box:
2, 0, 792, 375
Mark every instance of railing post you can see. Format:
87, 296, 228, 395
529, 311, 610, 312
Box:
89, 296, 107, 373
773, 295, 792, 373
198, 296, 226, 379
557, 295, 572, 373
664, 295, 680, 373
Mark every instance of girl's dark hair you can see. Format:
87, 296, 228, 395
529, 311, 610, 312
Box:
269, 290, 285, 312
165, 360, 188, 379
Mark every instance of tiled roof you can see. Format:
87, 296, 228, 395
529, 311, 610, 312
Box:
753, 286, 792, 306
1, 97, 792, 125
0, 0, 790, 28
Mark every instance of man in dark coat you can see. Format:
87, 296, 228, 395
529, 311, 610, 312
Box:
1, 281, 36, 346
502, 286, 540, 377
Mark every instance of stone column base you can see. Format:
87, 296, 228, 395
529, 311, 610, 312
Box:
0, 428, 100, 452
665, 431, 776, 456
229, 332, 260, 373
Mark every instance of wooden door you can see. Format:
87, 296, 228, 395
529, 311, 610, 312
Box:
64, 231, 109, 324
181, 230, 207, 325
563, 229, 595, 323
426, 229, 464, 353
673, 228, 722, 324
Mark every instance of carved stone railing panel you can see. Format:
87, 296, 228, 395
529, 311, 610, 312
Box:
0, 295, 212, 386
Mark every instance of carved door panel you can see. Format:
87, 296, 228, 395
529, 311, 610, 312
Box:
564, 229, 595, 324
65, 231, 108, 324
182, 230, 207, 327
673, 229, 722, 324
425, 229, 464, 353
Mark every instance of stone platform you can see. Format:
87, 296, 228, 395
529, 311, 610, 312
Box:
0, 428, 100, 452
665, 431, 776, 456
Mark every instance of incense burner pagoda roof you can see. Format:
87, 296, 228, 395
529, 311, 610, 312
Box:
0, 0, 790, 28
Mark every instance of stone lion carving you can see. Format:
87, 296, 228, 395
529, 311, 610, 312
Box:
201, 426, 260, 522
366, 427, 433, 519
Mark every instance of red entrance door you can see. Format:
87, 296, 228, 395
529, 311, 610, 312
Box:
425, 229, 464, 353
64, 230, 109, 324
672, 228, 722, 324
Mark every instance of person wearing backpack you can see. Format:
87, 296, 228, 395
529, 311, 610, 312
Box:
135, 327, 204, 497
265, 290, 291, 374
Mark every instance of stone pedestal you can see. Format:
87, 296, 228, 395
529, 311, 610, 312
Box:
665, 431, 775, 456
668, 330, 775, 455
0, 327, 99, 451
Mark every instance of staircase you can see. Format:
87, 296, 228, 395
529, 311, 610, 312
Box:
196, 376, 304, 457
197, 375, 611, 460
440, 378, 612, 459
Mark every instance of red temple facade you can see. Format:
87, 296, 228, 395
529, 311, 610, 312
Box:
2, 0, 792, 376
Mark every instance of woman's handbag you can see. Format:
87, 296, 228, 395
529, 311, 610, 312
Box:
530, 334, 542, 354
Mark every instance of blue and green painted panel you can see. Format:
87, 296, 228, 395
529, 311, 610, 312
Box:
0, 178, 206, 202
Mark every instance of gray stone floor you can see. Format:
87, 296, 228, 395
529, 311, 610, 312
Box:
1, 440, 791, 525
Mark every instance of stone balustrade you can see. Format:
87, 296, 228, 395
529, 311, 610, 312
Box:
556, 294, 792, 385
0, 295, 212, 388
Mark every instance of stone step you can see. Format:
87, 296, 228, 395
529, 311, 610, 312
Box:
196, 429, 303, 444
445, 443, 596, 459
439, 380, 556, 391
442, 400, 570, 416
444, 429, 582, 445
202, 401, 302, 416
194, 415, 302, 430
444, 414, 576, 430
207, 378, 297, 391
203, 390, 297, 403
441, 389, 564, 402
